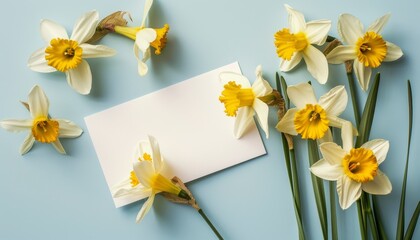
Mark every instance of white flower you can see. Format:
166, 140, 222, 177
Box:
28, 10, 116, 95
274, 4, 331, 84
219, 65, 272, 139
310, 137, 392, 209
113, 0, 169, 76
276, 82, 354, 143
112, 136, 187, 223
0, 85, 83, 155
326, 14, 403, 91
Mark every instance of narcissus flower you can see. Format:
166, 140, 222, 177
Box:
0, 85, 83, 155
274, 4, 331, 84
219, 65, 273, 139
112, 136, 190, 223
310, 138, 392, 209
276, 82, 353, 142
113, 0, 169, 76
28, 11, 116, 95
326, 14, 403, 91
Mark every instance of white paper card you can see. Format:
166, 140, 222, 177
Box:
85, 62, 266, 208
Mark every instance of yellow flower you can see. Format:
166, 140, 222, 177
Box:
311, 137, 391, 209
219, 65, 273, 139
327, 14, 403, 91
112, 136, 189, 223
114, 0, 170, 76
27, 11, 116, 95
276, 82, 354, 142
274, 5, 331, 84
0, 85, 83, 155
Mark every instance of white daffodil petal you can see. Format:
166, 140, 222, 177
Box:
136, 193, 155, 223
40, 19, 68, 43
20, 133, 35, 155
136, 28, 157, 52
80, 44, 117, 58
276, 108, 298, 136
306, 20, 331, 45
280, 52, 303, 72
320, 142, 347, 165
133, 161, 155, 188
362, 170, 392, 195
354, 60, 372, 91
0, 119, 32, 132
384, 41, 403, 62
148, 136, 163, 173
318, 129, 333, 144
133, 44, 150, 76
361, 139, 389, 165
28, 85, 49, 118
367, 14, 391, 34
114, 186, 152, 199
318, 85, 347, 116
310, 159, 343, 181
219, 72, 251, 88
56, 119, 83, 138
141, 0, 154, 27
285, 4, 306, 33
66, 60, 92, 95
253, 99, 269, 138
337, 175, 362, 209
52, 139, 66, 154
233, 107, 255, 139
252, 78, 273, 98
326, 45, 357, 64
28, 47, 56, 73
287, 82, 317, 109
328, 116, 358, 135
341, 121, 354, 152
303, 45, 329, 84
136, 141, 153, 161
70, 10, 99, 43
338, 14, 364, 44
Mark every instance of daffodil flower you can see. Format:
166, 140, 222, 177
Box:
219, 65, 273, 139
274, 4, 331, 84
276, 82, 353, 143
112, 136, 190, 223
28, 11, 117, 95
0, 85, 83, 155
310, 136, 392, 209
113, 0, 169, 76
326, 14, 403, 91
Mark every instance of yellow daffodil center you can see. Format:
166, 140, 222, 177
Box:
294, 104, 329, 139
130, 153, 153, 187
342, 148, 378, 183
150, 173, 182, 195
114, 26, 143, 40
219, 81, 255, 117
355, 32, 387, 68
31, 116, 59, 143
45, 38, 83, 72
150, 24, 169, 55
274, 28, 309, 60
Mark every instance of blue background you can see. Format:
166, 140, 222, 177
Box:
0, 0, 418, 239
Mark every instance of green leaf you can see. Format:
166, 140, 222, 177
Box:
372, 196, 388, 239
280, 75, 290, 109
355, 72, 380, 147
308, 139, 328, 239
330, 181, 338, 240
404, 202, 420, 240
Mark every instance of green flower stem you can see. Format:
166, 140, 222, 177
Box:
198, 209, 224, 240
357, 199, 367, 240
362, 193, 380, 240
346, 72, 361, 128
329, 181, 338, 240
290, 149, 305, 240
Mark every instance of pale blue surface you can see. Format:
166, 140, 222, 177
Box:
0, 0, 419, 239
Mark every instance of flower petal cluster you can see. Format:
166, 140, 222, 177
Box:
28, 11, 116, 95
326, 14, 403, 90
274, 4, 331, 84
219, 65, 273, 139
0, 85, 83, 154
